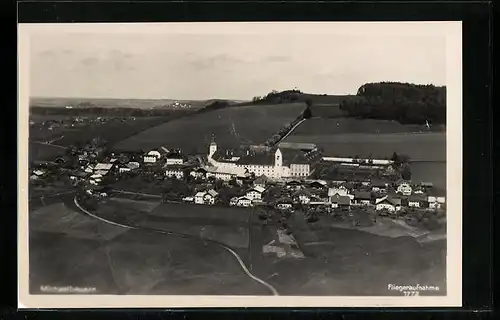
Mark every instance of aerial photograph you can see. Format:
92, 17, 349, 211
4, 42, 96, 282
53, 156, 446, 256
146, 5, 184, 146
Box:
26, 23, 448, 298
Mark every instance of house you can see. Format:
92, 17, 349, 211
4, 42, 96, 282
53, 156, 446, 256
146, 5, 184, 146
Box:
371, 180, 388, 192
190, 168, 207, 179
32, 169, 46, 177
246, 186, 266, 200
292, 189, 312, 204
124, 161, 139, 169
308, 180, 327, 190
413, 187, 425, 194
165, 152, 184, 165
428, 196, 446, 209
328, 185, 353, 199
165, 166, 185, 179
354, 191, 372, 205
94, 163, 113, 172
420, 182, 434, 190
205, 166, 246, 181
194, 192, 206, 204
94, 170, 110, 176
276, 199, 293, 210
231, 196, 253, 207
194, 189, 218, 205
309, 195, 327, 206
285, 180, 302, 190
119, 167, 131, 173
143, 150, 161, 163
375, 196, 402, 212
330, 194, 351, 209
253, 175, 268, 189
397, 182, 413, 196
408, 194, 428, 208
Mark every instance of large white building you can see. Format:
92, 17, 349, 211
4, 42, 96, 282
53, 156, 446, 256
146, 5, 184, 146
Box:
207, 140, 313, 180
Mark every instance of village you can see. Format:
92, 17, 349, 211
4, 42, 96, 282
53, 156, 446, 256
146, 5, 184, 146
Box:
30, 131, 446, 232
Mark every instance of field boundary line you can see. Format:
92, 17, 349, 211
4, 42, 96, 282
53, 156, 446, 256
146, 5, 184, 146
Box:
73, 196, 279, 296
276, 118, 307, 145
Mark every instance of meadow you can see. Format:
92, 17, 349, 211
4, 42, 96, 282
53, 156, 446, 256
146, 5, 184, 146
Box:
29, 142, 66, 163
258, 211, 447, 296
284, 118, 446, 162
113, 102, 307, 153
95, 199, 252, 249
29, 201, 268, 295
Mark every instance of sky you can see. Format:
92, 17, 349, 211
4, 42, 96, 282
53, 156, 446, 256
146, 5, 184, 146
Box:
27, 23, 449, 100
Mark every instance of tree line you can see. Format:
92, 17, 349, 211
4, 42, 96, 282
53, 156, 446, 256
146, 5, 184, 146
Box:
339, 82, 446, 125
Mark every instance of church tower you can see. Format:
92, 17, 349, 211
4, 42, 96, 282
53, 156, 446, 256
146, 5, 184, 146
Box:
274, 148, 282, 168
209, 135, 217, 158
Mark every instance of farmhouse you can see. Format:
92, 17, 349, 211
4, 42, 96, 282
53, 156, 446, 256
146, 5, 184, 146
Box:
286, 180, 303, 190
194, 189, 218, 205
354, 191, 372, 206
292, 189, 312, 204
308, 180, 328, 190
190, 168, 207, 179
397, 182, 413, 196
207, 139, 312, 180
408, 194, 427, 208
375, 196, 402, 212
246, 186, 266, 200
253, 175, 268, 189
230, 196, 252, 207
165, 151, 184, 165
371, 180, 388, 193
94, 163, 113, 172
276, 199, 293, 210
428, 195, 446, 209
330, 194, 351, 209
328, 185, 353, 199
165, 166, 184, 179
144, 150, 161, 163
205, 166, 246, 181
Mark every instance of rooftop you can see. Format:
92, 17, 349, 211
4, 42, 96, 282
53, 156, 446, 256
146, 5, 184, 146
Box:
355, 191, 372, 200
278, 142, 317, 150
94, 163, 113, 171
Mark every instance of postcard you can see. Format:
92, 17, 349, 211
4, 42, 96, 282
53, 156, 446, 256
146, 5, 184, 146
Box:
18, 21, 462, 308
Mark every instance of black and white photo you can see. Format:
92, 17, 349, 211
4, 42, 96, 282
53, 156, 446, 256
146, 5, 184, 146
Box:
18, 22, 462, 308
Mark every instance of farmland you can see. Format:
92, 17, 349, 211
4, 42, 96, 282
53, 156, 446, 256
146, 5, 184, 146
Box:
113, 102, 307, 153
283, 118, 446, 161
29, 201, 268, 295
96, 199, 252, 249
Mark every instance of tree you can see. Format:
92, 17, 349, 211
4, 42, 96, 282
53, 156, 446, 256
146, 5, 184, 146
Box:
303, 106, 312, 119
401, 165, 412, 180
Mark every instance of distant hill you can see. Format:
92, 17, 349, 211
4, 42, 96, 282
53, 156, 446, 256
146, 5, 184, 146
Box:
29, 97, 210, 109
239, 89, 357, 106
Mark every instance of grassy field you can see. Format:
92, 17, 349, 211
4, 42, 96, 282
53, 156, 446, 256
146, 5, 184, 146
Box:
284, 118, 446, 161
56, 117, 170, 146
291, 117, 435, 135
96, 199, 251, 249
254, 211, 447, 296
29, 201, 268, 295
113, 102, 307, 153
29, 142, 67, 162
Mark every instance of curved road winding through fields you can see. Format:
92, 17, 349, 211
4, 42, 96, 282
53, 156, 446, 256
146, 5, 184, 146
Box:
72, 196, 279, 296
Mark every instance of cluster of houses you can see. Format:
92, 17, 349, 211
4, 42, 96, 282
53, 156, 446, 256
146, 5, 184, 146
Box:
31, 136, 445, 217
279, 178, 446, 213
